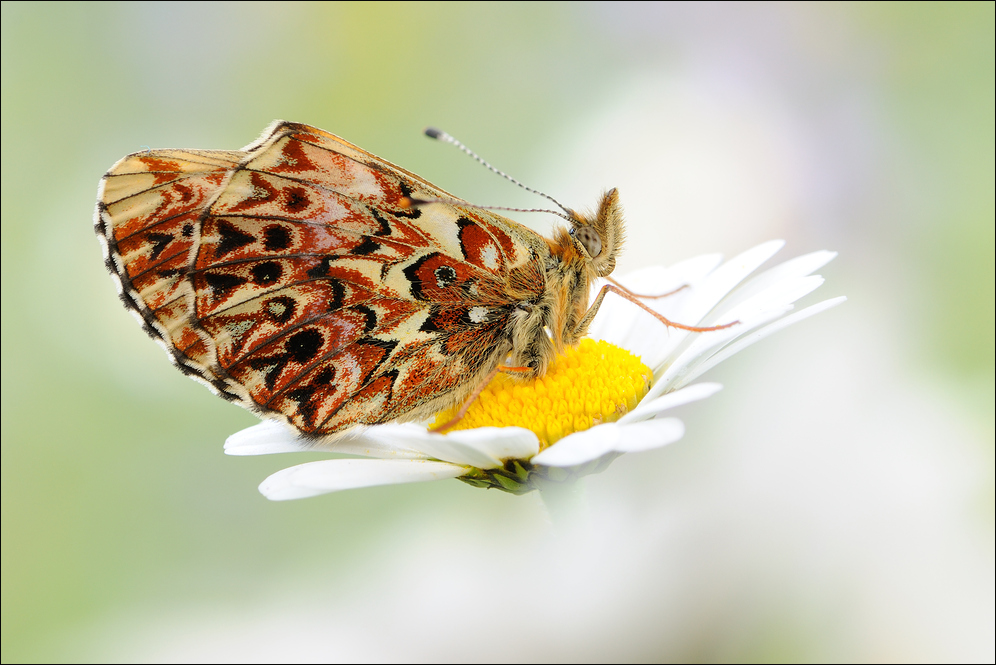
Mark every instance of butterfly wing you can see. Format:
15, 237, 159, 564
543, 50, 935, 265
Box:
95, 147, 248, 398
97, 121, 548, 437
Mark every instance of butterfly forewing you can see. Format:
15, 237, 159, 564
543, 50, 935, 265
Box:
97, 122, 548, 437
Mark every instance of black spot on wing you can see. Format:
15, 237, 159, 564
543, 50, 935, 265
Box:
313, 366, 336, 385
147, 232, 173, 261
286, 329, 323, 364
402, 253, 430, 300
215, 221, 256, 258
353, 338, 399, 381
419, 306, 444, 333
249, 355, 289, 391
419, 305, 469, 333
366, 207, 393, 236
391, 207, 422, 220
307, 257, 333, 278
263, 225, 291, 251
284, 366, 337, 430
352, 238, 380, 255
251, 261, 282, 285
354, 305, 378, 333
286, 385, 319, 428
434, 265, 456, 288
455, 217, 475, 260
282, 187, 310, 213
265, 296, 296, 323
204, 272, 247, 296
94, 212, 108, 236
326, 280, 345, 312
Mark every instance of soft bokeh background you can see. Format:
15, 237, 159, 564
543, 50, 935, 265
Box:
2, 2, 993, 661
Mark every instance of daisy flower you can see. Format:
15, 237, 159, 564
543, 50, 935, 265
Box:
225, 240, 844, 501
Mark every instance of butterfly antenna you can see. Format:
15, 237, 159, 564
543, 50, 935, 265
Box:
423, 127, 576, 220
401, 197, 575, 221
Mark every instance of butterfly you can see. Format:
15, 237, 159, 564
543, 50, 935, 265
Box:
95, 121, 727, 439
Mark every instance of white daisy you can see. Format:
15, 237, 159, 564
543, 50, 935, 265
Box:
225, 240, 845, 501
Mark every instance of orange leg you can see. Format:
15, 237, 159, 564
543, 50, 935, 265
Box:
496, 364, 532, 374
606, 276, 688, 300
604, 284, 738, 332
430, 365, 532, 433
576, 283, 740, 336
430, 366, 500, 434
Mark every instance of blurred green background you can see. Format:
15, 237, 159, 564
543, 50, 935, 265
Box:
2, 2, 992, 661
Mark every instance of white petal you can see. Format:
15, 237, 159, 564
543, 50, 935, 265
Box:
635, 324, 689, 376
531, 416, 690, 468
258, 459, 466, 501
651, 270, 832, 395
671, 240, 785, 326
700, 274, 825, 328
612, 418, 685, 453
531, 423, 621, 467
642, 241, 787, 369
679, 296, 848, 385
446, 427, 540, 465
711, 250, 837, 314
223, 421, 429, 460
362, 425, 537, 469
652, 274, 822, 391
644, 304, 784, 402
651, 306, 789, 396
620, 382, 723, 424
224, 421, 312, 456
587, 290, 643, 349
612, 253, 724, 299
588, 253, 722, 354
596, 305, 667, 366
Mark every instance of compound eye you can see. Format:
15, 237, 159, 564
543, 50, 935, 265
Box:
574, 225, 602, 258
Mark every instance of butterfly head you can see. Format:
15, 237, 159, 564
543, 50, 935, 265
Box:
540, 188, 627, 355
568, 188, 625, 277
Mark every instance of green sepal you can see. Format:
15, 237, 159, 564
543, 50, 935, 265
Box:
456, 452, 620, 495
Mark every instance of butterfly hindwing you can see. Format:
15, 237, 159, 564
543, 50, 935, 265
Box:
97, 121, 549, 436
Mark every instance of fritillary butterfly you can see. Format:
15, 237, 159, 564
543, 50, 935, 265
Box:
95, 121, 726, 439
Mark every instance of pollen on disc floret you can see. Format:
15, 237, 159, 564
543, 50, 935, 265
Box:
432, 338, 652, 449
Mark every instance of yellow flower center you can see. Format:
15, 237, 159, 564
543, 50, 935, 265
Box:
432, 339, 652, 449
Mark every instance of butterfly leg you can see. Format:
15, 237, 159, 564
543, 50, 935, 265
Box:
574, 284, 739, 338
430, 364, 533, 433
497, 365, 532, 374
430, 366, 501, 434
606, 276, 688, 299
